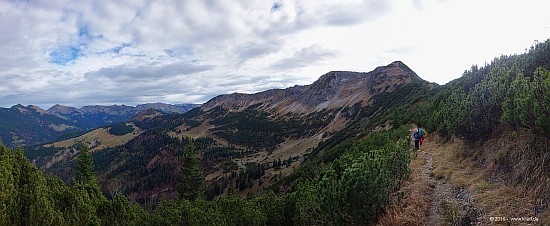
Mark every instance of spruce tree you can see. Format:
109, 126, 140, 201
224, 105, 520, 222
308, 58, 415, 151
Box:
176, 140, 205, 201
76, 144, 95, 185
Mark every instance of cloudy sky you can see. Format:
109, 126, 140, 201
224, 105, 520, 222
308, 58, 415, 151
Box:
1, 0, 549, 108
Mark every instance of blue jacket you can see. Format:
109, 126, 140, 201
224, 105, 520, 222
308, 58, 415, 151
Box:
413, 130, 420, 141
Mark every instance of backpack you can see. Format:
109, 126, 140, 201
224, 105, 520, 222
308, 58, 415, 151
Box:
413, 131, 421, 139
419, 128, 424, 136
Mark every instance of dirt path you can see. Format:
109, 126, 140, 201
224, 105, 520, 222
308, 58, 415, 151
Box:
376, 138, 450, 225
377, 135, 480, 225
422, 138, 481, 225
379, 131, 549, 225
421, 146, 458, 225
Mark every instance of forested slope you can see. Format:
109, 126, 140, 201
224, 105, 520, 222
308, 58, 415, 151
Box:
0, 126, 412, 225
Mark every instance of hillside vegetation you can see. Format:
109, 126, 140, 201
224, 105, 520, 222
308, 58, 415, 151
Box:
416, 40, 550, 197
0, 125, 411, 225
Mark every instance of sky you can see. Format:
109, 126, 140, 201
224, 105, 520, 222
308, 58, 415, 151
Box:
1, 0, 549, 109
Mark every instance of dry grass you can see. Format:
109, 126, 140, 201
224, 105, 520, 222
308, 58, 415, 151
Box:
376, 149, 433, 226
45, 123, 142, 152
432, 134, 548, 225
439, 200, 462, 225
429, 136, 548, 224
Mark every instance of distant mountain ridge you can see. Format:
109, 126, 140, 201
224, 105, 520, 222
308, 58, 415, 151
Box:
0, 104, 81, 148
46, 103, 200, 129
0, 103, 200, 147
48, 103, 200, 115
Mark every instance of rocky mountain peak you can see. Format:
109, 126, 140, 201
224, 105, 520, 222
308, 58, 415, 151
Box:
202, 61, 421, 114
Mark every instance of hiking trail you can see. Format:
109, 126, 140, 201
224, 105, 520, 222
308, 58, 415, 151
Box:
377, 133, 482, 225
421, 137, 479, 225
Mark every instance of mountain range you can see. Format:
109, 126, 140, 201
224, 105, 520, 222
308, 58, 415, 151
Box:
25, 61, 431, 204
0, 103, 200, 148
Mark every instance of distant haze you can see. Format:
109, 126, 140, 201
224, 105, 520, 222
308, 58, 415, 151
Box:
1, 0, 549, 108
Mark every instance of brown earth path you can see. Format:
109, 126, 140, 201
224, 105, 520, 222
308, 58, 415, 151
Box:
377, 134, 481, 225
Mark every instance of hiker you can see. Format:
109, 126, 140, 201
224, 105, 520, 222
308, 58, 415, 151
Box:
412, 128, 421, 150
419, 127, 425, 145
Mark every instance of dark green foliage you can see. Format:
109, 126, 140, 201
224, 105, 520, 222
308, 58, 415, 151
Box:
502, 67, 550, 135
205, 161, 270, 200
177, 140, 206, 201
101, 193, 145, 225
23, 145, 60, 160
108, 123, 135, 136
419, 39, 550, 141
209, 107, 336, 149
213, 195, 268, 225
148, 199, 225, 225
251, 191, 294, 225
339, 141, 410, 223
236, 163, 266, 191
132, 112, 200, 130
5, 131, 408, 225
288, 127, 411, 225
0, 142, 143, 225
268, 126, 412, 225
76, 145, 96, 185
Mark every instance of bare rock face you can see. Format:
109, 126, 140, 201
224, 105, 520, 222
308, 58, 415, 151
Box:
202, 61, 420, 114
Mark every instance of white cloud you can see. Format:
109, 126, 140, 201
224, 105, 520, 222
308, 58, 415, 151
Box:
1, 0, 550, 108
271, 45, 338, 70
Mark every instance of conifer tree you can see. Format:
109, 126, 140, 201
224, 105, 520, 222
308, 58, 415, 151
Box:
176, 140, 205, 201
76, 144, 95, 185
